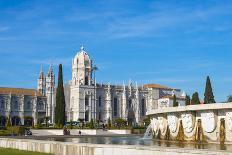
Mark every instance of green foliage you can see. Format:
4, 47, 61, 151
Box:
90, 119, 94, 129
6, 126, 26, 136
112, 118, 127, 128
227, 95, 232, 102
6, 117, 11, 127
107, 118, 111, 129
173, 94, 178, 107
191, 92, 201, 105
0, 147, 53, 155
45, 117, 49, 127
204, 76, 216, 104
185, 95, 191, 106
55, 64, 66, 128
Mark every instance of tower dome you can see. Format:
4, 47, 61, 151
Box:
72, 46, 93, 86
73, 46, 91, 67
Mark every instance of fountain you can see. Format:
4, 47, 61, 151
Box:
195, 119, 206, 143
220, 118, 225, 144
143, 124, 153, 139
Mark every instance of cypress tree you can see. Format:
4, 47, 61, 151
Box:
204, 76, 216, 104
191, 92, 200, 105
55, 64, 66, 128
185, 95, 191, 106
173, 94, 178, 107
227, 95, 232, 102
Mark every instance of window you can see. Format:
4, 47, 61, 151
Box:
1, 100, 4, 109
141, 99, 146, 116
26, 101, 31, 109
99, 112, 102, 120
128, 99, 132, 109
113, 98, 118, 116
85, 76, 89, 85
14, 101, 18, 109
38, 101, 44, 110
85, 96, 89, 106
98, 96, 101, 107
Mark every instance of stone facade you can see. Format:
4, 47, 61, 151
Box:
67, 46, 184, 125
0, 65, 55, 126
0, 46, 185, 126
0, 88, 47, 126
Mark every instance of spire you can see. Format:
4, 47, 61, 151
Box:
123, 81, 126, 91
48, 64, 54, 77
39, 64, 45, 79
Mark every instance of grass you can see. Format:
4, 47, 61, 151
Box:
0, 148, 53, 155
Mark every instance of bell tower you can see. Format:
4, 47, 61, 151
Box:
72, 46, 92, 86
37, 65, 46, 96
46, 64, 55, 123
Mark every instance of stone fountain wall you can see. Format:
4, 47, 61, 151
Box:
0, 138, 231, 155
148, 103, 232, 143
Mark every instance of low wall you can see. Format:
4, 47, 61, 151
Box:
0, 138, 231, 155
31, 129, 131, 136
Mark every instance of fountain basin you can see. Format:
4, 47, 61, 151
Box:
0, 137, 232, 155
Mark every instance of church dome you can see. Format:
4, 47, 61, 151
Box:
73, 46, 91, 66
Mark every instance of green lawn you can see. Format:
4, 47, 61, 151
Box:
0, 148, 53, 155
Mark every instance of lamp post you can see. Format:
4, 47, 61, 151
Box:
92, 65, 98, 122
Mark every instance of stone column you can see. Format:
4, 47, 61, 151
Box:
19, 95, 25, 125
105, 84, 112, 122
122, 83, 127, 120
33, 97, 38, 126
135, 84, 140, 124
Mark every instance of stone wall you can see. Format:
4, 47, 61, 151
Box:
148, 103, 232, 143
0, 138, 231, 155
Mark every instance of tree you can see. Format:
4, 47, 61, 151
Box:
90, 119, 94, 129
6, 117, 11, 127
113, 118, 127, 128
185, 95, 191, 106
204, 76, 216, 104
55, 64, 66, 128
227, 95, 232, 102
191, 92, 200, 105
173, 94, 178, 107
107, 118, 111, 129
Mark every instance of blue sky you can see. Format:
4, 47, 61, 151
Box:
1, 0, 232, 102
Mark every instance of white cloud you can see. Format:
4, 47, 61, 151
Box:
0, 26, 9, 32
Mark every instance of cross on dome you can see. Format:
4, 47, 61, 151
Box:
80, 45, 84, 50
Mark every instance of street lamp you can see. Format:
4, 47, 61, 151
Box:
92, 65, 98, 122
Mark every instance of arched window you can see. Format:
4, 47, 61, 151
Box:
113, 98, 118, 116
141, 98, 146, 116
98, 96, 101, 107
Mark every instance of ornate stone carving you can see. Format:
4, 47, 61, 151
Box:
226, 111, 232, 131
201, 111, 216, 133
181, 112, 195, 133
158, 117, 167, 134
151, 118, 159, 134
167, 114, 178, 133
